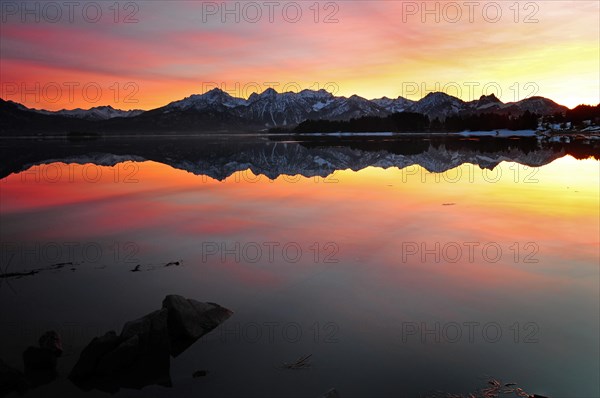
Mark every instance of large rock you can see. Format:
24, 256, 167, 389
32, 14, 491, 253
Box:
162, 295, 233, 356
70, 295, 232, 393
70, 309, 171, 393
95, 334, 141, 376
96, 309, 169, 375
99, 308, 171, 390
69, 331, 120, 381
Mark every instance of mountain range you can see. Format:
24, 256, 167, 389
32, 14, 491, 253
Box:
0, 88, 572, 134
35, 105, 144, 120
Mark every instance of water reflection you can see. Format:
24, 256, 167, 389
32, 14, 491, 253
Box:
0, 137, 598, 397
1, 134, 599, 180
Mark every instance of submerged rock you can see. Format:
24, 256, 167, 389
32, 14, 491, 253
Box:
69, 295, 232, 393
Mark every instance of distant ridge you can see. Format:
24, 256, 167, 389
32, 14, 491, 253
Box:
1, 87, 592, 134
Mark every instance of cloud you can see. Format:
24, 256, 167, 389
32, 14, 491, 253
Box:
1, 0, 597, 109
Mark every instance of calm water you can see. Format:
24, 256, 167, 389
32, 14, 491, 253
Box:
0, 136, 599, 397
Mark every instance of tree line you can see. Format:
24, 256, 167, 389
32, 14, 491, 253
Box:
295, 111, 540, 133
543, 104, 600, 127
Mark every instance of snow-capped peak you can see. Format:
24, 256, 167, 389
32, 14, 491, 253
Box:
165, 88, 247, 111
372, 95, 414, 113
508, 96, 566, 115
471, 93, 503, 110
33, 105, 143, 120
298, 89, 334, 101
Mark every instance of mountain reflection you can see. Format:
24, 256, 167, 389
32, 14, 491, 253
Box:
1, 134, 598, 181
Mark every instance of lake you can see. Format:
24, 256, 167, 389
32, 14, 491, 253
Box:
0, 135, 598, 397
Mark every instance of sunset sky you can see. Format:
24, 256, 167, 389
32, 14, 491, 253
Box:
1, 0, 598, 110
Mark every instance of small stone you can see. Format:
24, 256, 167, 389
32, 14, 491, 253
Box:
192, 370, 208, 378
39, 330, 63, 357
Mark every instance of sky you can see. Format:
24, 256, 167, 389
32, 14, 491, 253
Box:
0, 0, 598, 110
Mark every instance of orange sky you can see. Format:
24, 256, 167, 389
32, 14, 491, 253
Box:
0, 1, 598, 110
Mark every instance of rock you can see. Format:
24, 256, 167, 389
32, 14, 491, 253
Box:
95, 334, 141, 376
162, 295, 233, 356
70, 331, 120, 382
10, 332, 63, 391
70, 310, 171, 393
69, 295, 231, 393
121, 309, 169, 344
23, 347, 56, 372
106, 308, 171, 390
39, 330, 63, 357
192, 370, 208, 378
0, 359, 27, 396
22, 346, 57, 387
320, 388, 341, 398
